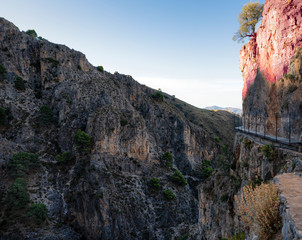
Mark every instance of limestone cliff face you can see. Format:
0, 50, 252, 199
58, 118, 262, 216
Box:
240, 0, 302, 140
0, 18, 236, 240
240, 0, 302, 98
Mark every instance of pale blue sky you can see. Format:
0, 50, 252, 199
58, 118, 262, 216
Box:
1, 0, 265, 108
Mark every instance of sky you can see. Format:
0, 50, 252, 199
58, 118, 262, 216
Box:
1, 0, 265, 109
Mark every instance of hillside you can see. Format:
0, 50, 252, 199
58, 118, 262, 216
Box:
166, 98, 239, 148
204, 106, 242, 116
0, 18, 238, 239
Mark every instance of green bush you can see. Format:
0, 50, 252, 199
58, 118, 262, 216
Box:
26, 29, 37, 38
46, 58, 59, 68
161, 152, 173, 168
8, 152, 39, 177
97, 66, 104, 72
252, 178, 263, 188
242, 161, 249, 168
176, 233, 189, 240
199, 160, 214, 179
77, 65, 82, 70
120, 119, 127, 126
244, 138, 253, 149
56, 151, 73, 164
148, 178, 161, 192
230, 232, 246, 240
152, 91, 164, 102
14, 76, 25, 90
171, 170, 187, 186
220, 194, 228, 202
162, 189, 176, 200
6, 178, 29, 210
39, 105, 53, 125
26, 203, 48, 224
75, 130, 92, 154
287, 85, 298, 94
261, 144, 277, 161
0, 107, 6, 125
0, 64, 6, 78
213, 137, 220, 143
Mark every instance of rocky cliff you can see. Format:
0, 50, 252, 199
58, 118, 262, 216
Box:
240, 0, 302, 140
0, 18, 237, 240
240, 0, 302, 98
198, 130, 302, 239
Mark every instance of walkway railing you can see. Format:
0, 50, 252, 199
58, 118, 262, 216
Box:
235, 126, 302, 152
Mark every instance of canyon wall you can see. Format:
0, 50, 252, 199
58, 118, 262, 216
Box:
0, 17, 237, 240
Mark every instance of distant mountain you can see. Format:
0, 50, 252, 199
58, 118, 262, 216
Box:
204, 105, 242, 115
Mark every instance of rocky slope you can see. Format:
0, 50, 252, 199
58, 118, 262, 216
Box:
240, 0, 302, 140
0, 18, 237, 240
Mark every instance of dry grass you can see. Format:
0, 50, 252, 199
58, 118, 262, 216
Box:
235, 182, 281, 239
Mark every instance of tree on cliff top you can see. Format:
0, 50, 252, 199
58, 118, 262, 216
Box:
233, 2, 264, 42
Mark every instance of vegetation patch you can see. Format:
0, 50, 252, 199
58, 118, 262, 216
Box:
0, 107, 6, 125
162, 189, 176, 200
56, 151, 73, 164
39, 105, 53, 126
97, 66, 104, 72
8, 152, 39, 178
220, 194, 228, 202
198, 160, 214, 179
235, 182, 281, 239
120, 119, 127, 126
46, 58, 59, 68
287, 85, 298, 94
6, 178, 29, 210
75, 130, 92, 154
230, 232, 246, 240
14, 76, 25, 91
0, 64, 6, 79
26, 203, 48, 224
152, 89, 164, 102
244, 138, 253, 150
171, 170, 187, 186
77, 65, 82, 70
148, 178, 161, 192
261, 144, 277, 161
26, 29, 37, 38
161, 152, 173, 168
233, 2, 263, 42
242, 161, 249, 168
176, 233, 189, 240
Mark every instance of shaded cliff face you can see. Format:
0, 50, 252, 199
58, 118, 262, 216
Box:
240, 0, 302, 98
0, 18, 237, 239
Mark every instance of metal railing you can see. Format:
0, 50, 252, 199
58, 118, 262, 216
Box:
233, 112, 302, 152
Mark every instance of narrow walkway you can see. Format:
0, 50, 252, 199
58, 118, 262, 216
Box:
275, 173, 302, 239
235, 126, 301, 145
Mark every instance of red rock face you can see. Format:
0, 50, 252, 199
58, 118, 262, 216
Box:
240, 0, 302, 99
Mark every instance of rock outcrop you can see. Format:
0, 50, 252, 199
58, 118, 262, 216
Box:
240, 0, 302, 98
